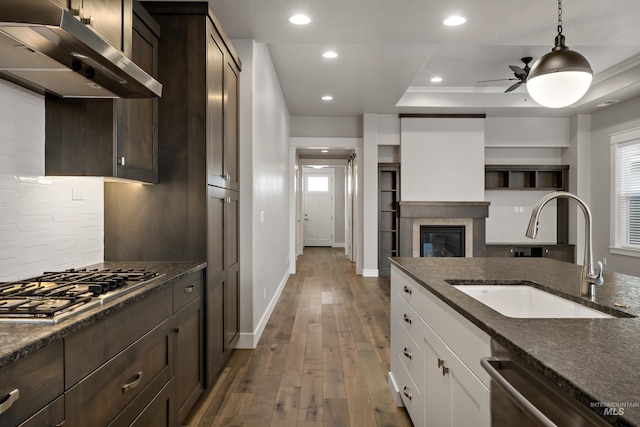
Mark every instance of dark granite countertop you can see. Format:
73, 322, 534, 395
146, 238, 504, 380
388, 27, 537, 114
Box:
390, 257, 640, 427
0, 261, 206, 370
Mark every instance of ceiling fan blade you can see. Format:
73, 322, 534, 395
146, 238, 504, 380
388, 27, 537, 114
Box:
476, 78, 518, 83
505, 81, 524, 93
509, 65, 525, 74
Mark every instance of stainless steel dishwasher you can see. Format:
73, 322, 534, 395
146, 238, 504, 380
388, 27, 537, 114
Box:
482, 341, 611, 427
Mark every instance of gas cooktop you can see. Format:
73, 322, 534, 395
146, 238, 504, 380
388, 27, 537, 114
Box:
0, 268, 162, 324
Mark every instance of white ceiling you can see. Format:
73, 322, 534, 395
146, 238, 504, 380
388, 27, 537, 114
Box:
208, 0, 640, 117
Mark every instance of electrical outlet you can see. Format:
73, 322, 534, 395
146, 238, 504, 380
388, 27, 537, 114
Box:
260, 211, 265, 224
603, 257, 607, 265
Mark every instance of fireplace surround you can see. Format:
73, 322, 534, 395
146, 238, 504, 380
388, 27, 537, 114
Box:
398, 201, 490, 257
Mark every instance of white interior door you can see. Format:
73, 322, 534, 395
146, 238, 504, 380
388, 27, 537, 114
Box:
303, 168, 335, 247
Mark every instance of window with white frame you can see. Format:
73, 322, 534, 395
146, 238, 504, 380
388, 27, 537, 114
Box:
611, 128, 640, 254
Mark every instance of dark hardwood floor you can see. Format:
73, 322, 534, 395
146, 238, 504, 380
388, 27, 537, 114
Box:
183, 247, 412, 426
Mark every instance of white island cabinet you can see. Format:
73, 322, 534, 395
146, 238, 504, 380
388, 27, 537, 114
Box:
389, 265, 492, 427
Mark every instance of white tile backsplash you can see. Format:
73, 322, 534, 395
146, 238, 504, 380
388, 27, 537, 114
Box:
0, 80, 104, 281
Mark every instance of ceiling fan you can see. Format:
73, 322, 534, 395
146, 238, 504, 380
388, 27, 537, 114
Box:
477, 57, 533, 92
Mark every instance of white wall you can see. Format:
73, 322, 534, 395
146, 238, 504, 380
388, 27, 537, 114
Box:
400, 117, 485, 202
235, 40, 291, 348
485, 117, 570, 147
0, 80, 103, 281
291, 116, 362, 137
484, 116, 571, 244
590, 97, 640, 276
562, 115, 591, 266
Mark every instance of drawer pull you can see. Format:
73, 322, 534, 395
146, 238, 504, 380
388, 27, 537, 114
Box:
0, 388, 19, 415
122, 371, 143, 393
437, 358, 445, 368
184, 285, 195, 294
402, 347, 413, 360
402, 386, 412, 400
403, 285, 412, 295
403, 314, 412, 325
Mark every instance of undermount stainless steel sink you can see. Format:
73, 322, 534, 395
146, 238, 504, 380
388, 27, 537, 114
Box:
446, 281, 630, 319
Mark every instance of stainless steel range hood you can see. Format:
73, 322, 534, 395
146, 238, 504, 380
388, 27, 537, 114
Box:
0, 0, 162, 98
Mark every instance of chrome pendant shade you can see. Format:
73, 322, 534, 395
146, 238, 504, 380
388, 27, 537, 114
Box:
526, 0, 593, 108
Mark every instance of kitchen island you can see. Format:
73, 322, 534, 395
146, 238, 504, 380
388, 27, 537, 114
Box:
390, 257, 640, 426
0, 261, 206, 426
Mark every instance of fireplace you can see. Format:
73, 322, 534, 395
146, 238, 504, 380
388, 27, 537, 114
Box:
420, 226, 465, 257
398, 201, 490, 258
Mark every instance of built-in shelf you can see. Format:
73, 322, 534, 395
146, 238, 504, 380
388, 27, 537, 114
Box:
484, 164, 570, 245
485, 165, 568, 191
379, 164, 400, 276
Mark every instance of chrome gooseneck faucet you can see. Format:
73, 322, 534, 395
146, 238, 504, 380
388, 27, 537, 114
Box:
526, 191, 604, 298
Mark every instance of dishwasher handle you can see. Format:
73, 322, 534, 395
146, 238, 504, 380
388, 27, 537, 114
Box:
481, 357, 558, 427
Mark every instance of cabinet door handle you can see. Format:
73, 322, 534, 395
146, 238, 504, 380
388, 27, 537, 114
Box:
437, 358, 445, 368
402, 386, 412, 400
174, 326, 181, 333
117, 156, 126, 166
402, 347, 413, 360
0, 388, 19, 415
122, 371, 143, 393
403, 285, 412, 295
442, 365, 450, 376
184, 284, 195, 294
403, 314, 412, 325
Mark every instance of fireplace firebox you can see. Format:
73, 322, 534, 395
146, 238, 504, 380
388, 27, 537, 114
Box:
420, 225, 465, 257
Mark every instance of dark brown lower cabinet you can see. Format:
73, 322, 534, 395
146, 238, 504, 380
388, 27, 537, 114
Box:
18, 396, 64, 427
484, 244, 575, 263
64, 319, 173, 427
129, 378, 174, 427
206, 186, 240, 386
0, 341, 63, 427
174, 297, 204, 424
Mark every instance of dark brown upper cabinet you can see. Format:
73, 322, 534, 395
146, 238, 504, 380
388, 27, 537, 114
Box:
45, 1, 159, 183
206, 35, 240, 191
51, 0, 132, 52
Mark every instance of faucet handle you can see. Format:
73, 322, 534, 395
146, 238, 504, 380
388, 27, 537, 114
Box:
594, 261, 604, 286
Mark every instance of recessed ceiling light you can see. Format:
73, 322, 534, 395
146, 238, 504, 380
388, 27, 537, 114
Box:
322, 95, 333, 101
289, 14, 311, 25
430, 76, 443, 83
443, 15, 466, 26
322, 51, 338, 59
321, 150, 329, 153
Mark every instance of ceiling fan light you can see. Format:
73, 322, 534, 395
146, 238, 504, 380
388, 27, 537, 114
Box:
527, 70, 592, 108
526, 38, 593, 108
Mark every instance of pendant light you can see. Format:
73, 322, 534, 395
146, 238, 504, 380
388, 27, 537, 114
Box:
526, 0, 592, 108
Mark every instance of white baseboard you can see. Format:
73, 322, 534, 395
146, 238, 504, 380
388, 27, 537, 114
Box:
235, 269, 290, 349
362, 268, 379, 277
388, 371, 404, 407
332, 242, 345, 248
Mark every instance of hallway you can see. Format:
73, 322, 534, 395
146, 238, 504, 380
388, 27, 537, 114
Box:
184, 247, 412, 426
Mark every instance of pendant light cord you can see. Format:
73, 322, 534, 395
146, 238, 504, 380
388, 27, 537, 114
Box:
557, 0, 563, 35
